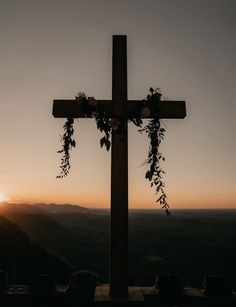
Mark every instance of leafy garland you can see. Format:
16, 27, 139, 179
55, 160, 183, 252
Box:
57, 88, 170, 215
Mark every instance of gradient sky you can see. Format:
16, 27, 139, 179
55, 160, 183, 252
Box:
0, 0, 235, 209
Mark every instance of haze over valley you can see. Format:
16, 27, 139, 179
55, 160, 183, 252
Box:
0, 202, 235, 288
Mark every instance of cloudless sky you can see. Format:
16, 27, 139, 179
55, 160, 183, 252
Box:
0, 0, 236, 209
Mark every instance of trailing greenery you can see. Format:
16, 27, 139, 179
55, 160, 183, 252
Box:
57, 118, 76, 179
140, 119, 169, 215
57, 88, 170, 214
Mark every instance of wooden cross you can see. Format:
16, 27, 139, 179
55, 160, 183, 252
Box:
52, 35, 186, 298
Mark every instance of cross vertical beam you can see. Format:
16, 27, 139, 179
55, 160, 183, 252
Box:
110, 35, 128, 297
52, 34, 186, 300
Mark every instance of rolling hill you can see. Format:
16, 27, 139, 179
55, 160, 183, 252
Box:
0, 215, 73, 284
1, 203, 236, 288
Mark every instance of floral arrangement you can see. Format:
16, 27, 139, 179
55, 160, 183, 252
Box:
57, 88, 170, 215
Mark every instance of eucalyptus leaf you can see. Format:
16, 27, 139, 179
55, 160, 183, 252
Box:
56, 88, 170, 215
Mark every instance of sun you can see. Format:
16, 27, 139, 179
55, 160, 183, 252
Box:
0, 193, 9, 203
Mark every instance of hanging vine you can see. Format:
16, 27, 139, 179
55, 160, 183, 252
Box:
57, 88, 170, 214
57, 118, 76, 179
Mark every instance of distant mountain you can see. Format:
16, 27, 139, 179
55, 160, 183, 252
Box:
34, 203, 91, 214
0, 202, 110, 282
0, 203, 73, 240
0, 202, 91, 214
0, 202, 103, 216
1, 204, 236, 288
0, 202, 45, 215
0, 202, 108, 278
0, 202, 105, 244
0, 215, 73, 284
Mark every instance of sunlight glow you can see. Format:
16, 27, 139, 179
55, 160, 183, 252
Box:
0, 193, 9, 203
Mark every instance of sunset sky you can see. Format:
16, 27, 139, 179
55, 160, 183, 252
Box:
0, 0, 235, 209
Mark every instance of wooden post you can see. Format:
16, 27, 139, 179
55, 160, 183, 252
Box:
109, 35, 128, 297
52, 34, 186, 299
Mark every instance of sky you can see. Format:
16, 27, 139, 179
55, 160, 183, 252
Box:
0, 0, 235, 209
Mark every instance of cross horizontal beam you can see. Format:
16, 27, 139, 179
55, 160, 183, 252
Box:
53, 99, 186, 119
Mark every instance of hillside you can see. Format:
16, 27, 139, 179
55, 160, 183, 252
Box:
0, 203, 108, 278
34, 203, 93, 214
0, 215, 73, 284
0, 202, 93, 216
1, 203, 236, 288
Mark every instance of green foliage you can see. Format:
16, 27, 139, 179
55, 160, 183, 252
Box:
57, 88, 170, 213
140, 119, 169, 215
96, 113, 111, 151
57, 118, 76, 179
137, 88, 170, 215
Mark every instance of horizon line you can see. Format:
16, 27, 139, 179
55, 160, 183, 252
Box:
1, 201, 236, 210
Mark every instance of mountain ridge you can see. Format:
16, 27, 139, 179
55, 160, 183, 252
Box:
0, 215, 73, 283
